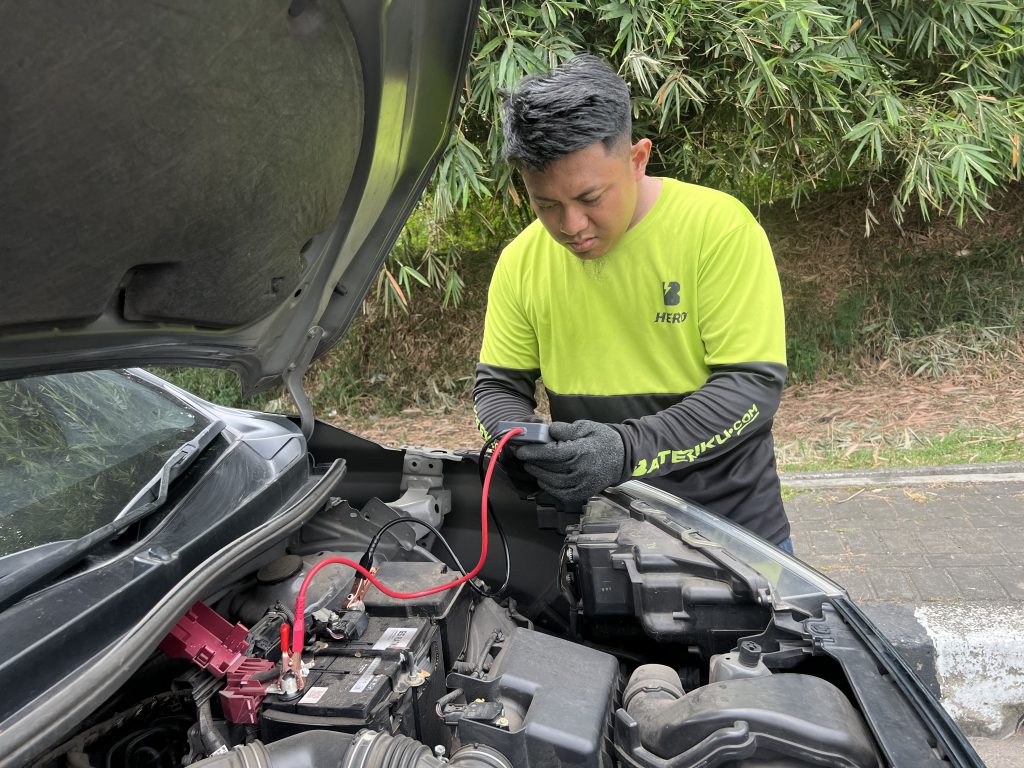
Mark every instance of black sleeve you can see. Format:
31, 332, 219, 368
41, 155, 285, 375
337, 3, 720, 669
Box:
472, 362, 541, 441
609, 362, 787, 479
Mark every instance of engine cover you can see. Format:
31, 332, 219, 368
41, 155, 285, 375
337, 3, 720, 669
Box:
448, 628, 619, 768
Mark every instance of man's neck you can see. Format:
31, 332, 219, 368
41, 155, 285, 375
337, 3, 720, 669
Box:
628, 175, 662, 230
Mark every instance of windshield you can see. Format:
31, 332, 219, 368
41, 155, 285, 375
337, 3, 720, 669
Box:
0, 370, 209, 557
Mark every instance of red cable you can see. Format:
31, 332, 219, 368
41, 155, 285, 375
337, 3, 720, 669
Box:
290, 428, 522, 656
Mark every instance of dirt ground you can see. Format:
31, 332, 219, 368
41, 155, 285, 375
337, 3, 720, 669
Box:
327, 357, 1024, 467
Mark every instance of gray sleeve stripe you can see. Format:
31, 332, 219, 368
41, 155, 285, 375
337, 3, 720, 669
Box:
544, 363, 787, 424
473, 363, 541, 442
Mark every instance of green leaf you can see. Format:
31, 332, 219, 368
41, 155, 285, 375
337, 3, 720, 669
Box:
476, 36, 504, 59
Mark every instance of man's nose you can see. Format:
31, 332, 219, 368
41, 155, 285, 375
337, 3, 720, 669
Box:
560, 206, 587, 236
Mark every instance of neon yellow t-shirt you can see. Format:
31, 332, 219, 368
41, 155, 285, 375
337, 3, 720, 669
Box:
480, 178, 786, 396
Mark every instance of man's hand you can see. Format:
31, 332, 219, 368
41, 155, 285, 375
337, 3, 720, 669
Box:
514, 420, 626, 509
491, 416, 545, 498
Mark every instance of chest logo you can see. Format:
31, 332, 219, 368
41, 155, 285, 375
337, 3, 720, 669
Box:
662, 281, 681, 306
657, 280, 687, 324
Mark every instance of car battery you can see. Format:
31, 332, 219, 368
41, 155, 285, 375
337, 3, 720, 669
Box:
361, 561, 472, 669
260, 561, 469, 749
261, 614, 447, 745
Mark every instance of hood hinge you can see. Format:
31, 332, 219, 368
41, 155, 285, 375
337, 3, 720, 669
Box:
283, 326, 324, 441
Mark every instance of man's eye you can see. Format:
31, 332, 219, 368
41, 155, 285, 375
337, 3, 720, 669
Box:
537, 202, 557, 211
581, 196, 601, 205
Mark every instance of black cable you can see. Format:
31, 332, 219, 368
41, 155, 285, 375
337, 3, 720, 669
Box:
362, 517, 472, 580
473, 433, 512, 598
356, 434, 513, 600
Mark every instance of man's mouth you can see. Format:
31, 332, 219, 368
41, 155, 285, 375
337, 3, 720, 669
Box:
568, 237, 596, 253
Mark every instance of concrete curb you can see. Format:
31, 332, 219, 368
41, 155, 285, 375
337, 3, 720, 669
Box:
781, 461, 1024, 490
914, 602, 1024, 739
864, 602, 1024, 738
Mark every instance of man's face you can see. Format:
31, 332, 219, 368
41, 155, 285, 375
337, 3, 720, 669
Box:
521, 138, 651, 261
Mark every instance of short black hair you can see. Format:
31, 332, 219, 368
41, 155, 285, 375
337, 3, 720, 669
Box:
500, 54, 632, 170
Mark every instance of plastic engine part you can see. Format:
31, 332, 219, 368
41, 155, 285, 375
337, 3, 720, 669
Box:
160, 601, 276, 724
569, 498, 771, 644
447, 627, 619, 767
160, 602, 249, 676
617, 671, 879, 767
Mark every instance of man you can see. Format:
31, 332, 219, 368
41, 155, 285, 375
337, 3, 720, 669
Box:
473, 55, 793, 552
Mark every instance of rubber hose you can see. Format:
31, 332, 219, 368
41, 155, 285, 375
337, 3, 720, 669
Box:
198, 700, 228, 755
189, 729, 512, 768
341, 730, 512, 768
622, 664, 685, 712
189, 730, 354, 768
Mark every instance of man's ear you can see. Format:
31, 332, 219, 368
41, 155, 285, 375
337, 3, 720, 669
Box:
630, 138, 653, 178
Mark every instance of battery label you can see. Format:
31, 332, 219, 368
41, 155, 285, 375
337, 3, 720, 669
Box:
372, 626, 418, 651
350, 657, 382, 693
299, 686, 329, 705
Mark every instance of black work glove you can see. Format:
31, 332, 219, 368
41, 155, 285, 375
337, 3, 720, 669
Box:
514, 420, 626, 509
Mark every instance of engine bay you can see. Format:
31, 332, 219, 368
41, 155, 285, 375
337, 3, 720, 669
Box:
34, 436, 893, 768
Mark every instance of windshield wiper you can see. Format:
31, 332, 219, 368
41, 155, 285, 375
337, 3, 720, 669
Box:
0, 420, 226, 612
114, 420, 226, 522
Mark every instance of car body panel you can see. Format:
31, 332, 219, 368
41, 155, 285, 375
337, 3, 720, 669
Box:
0, 0, 478, 393
0, 382, 311, 746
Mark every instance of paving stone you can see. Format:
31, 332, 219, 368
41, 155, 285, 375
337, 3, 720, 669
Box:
848, 553, 930, 569
971, 733, 1024, 768
800, 554, 851, 571
946, 567, 1011, 600
953, 528, 1008, 554
782, 476, 1024, 613
926, 552, 1014, 568
787, 521, 831, 536
786, 502, 832, 523
966, 515, 1018, 529
988, 530, 1024, 553
988, 566, 1024, 599
915, 529, 972, 555
868, 569, 919, 602
915, 506, 968, 523
966, 493, 1015, 518
907, 567, 962, 602
826, 506, 876, 524
851, 511, 907, 531
839, 528, 899, 555
805, 531, 848, 556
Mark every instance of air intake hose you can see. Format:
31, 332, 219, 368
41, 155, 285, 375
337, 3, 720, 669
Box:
622, 663, 686, 714
191, 728, 511, 768
622, 665, 879, 766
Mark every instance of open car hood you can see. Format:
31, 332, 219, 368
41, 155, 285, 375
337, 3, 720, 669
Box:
0, 0, 478, 392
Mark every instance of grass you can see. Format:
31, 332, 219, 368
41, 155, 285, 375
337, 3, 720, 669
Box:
151, 368, 279, 411
777, 429, 1024, 473
780, 486, 804, 502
